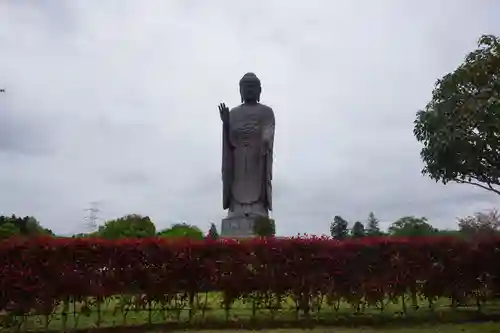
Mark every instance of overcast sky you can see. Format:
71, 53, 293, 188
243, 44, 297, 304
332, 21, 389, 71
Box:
1, 1, 499, 236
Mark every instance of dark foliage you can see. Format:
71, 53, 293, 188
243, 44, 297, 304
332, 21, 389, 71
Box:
2, 235, 499, 317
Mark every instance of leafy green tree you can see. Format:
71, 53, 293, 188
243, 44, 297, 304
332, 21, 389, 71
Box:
0, 215, 53, 237
157, 223, 204, 240
351, 221, 366, 238
0, 222, 19, 239
414, 35, 500, 196
25, 217, 54, 236
0, 215, 24, 234
207, 223, 219, 240
366, 212, 382, 236
330, 215, 348, 240
97, 214, 156, 239
388, 216, 437, 237
253, 217, 276, 237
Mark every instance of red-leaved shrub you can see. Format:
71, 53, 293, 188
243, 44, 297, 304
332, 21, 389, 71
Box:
1, 235, 499, 315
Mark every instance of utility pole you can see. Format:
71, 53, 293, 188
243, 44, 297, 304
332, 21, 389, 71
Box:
84, 201, 101, 233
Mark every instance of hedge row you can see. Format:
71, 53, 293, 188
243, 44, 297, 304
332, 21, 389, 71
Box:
1, 236, 500, 315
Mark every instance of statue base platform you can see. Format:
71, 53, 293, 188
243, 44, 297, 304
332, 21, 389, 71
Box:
220, 216, 257, 238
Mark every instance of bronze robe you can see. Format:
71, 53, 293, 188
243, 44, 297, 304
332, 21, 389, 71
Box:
222, 103, 275, 214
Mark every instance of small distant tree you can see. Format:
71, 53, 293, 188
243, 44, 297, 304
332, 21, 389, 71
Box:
330, 215, 348, 240
388, 216, 436, 237
253, 217, 276, 237
207, 223, 219, 240
458, 209, 500, 237
97, 214, 156, 239
366, 212, 382, 236
158, 223, 204, 240
351, 221, 366, 238
434, 229, 463, 238
72, 233, 93, 238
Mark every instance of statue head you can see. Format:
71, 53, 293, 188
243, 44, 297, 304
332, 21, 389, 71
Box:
239, 72, 261, 103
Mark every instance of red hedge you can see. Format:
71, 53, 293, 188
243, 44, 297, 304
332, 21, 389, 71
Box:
1, 236, 500, 314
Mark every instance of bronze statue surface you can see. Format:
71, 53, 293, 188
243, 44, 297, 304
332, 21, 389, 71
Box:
219, 73, 275, 236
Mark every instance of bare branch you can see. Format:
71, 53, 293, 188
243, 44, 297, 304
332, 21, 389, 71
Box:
487, 182, 500, 193
453, 178, 500, 196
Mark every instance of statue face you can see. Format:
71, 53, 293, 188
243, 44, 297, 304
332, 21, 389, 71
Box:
240, 77, 261, 103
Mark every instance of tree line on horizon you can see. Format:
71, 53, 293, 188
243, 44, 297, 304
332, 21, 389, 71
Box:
1, 209, 499, 241
0, 213, 205, 240
0, 213, 272, 240
329, 210, 500, 240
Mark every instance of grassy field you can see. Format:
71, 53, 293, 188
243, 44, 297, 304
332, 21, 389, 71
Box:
5, 293, 500, 332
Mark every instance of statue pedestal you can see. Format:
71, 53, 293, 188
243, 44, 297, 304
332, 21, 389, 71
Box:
220, 216, 256, 238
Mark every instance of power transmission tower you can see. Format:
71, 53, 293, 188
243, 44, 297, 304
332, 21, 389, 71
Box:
84, 201, 101, 232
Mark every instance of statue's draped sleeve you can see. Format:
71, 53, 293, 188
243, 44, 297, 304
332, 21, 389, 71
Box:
222, 113, 233, 210
263, 107, 275, 211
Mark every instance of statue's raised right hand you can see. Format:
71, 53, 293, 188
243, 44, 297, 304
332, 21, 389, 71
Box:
218, 103, 229, 123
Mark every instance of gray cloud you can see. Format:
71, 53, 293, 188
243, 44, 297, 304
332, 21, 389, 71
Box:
1, 0, 499, 236
0, 94, 60, 155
